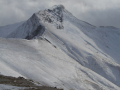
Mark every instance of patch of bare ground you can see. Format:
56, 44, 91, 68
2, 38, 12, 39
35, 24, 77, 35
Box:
0, 74, 63, 90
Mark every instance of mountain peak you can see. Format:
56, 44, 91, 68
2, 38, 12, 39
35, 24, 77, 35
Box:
50, 5, 65, 10
46, 4, 65, 16
35, 5, 65, 29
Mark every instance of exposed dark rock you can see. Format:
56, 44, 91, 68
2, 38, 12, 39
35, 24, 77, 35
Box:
25, 25, 45, 40
0, 74, 63, 90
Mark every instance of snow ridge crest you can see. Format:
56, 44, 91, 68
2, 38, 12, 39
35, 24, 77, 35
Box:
36, 5, 65, 29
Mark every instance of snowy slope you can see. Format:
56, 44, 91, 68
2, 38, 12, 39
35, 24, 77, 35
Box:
0, 38, 120, 90
7, 14, 45, 39
0, 21, 24, 37
0, 5, 120, 90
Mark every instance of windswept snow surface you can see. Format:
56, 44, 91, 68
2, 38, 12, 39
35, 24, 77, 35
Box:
0, 21, 24, 37
0, 38, 120, 90
0, 5, 120, 90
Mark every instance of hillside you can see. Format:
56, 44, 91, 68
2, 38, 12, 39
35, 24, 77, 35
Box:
0, 5, 120, 90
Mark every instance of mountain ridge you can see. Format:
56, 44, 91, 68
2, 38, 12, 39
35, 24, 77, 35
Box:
0, 5, 120, 90
7, 4, 96, 39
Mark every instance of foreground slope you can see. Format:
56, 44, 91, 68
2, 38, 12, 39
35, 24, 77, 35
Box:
0, 5, 120, 90
0, 74, 62, 90
0, 38, 120, 90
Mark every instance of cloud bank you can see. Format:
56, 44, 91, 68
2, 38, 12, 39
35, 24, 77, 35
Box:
0, 0, 120, 28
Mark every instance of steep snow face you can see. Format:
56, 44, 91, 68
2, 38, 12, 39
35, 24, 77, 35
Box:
0, 38, 120, 90
7, 14, 45, 39
7, 5, 65, 39
0, 21, 24, 37
1, 5, 120, 90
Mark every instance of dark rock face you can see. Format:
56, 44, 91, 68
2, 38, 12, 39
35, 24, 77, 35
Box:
51, 5, 64, 23
48, 5, 64, 29
36, 5, 64, 29
25, 25, 45, 40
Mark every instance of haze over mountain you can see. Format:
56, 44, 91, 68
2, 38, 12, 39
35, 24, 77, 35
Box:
0, 5, 120, 90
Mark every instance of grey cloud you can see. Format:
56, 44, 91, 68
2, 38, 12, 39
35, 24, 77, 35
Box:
81, 7, 120, 28
0, 0, 120, 28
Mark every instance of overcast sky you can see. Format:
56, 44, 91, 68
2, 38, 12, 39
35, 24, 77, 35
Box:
0, 0, 120, 28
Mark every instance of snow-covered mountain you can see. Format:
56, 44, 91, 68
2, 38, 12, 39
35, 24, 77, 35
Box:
0, 5, 120, 90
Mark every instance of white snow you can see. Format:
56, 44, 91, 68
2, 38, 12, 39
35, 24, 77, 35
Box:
0, 5, 120, 90
0, 38, 119, 90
